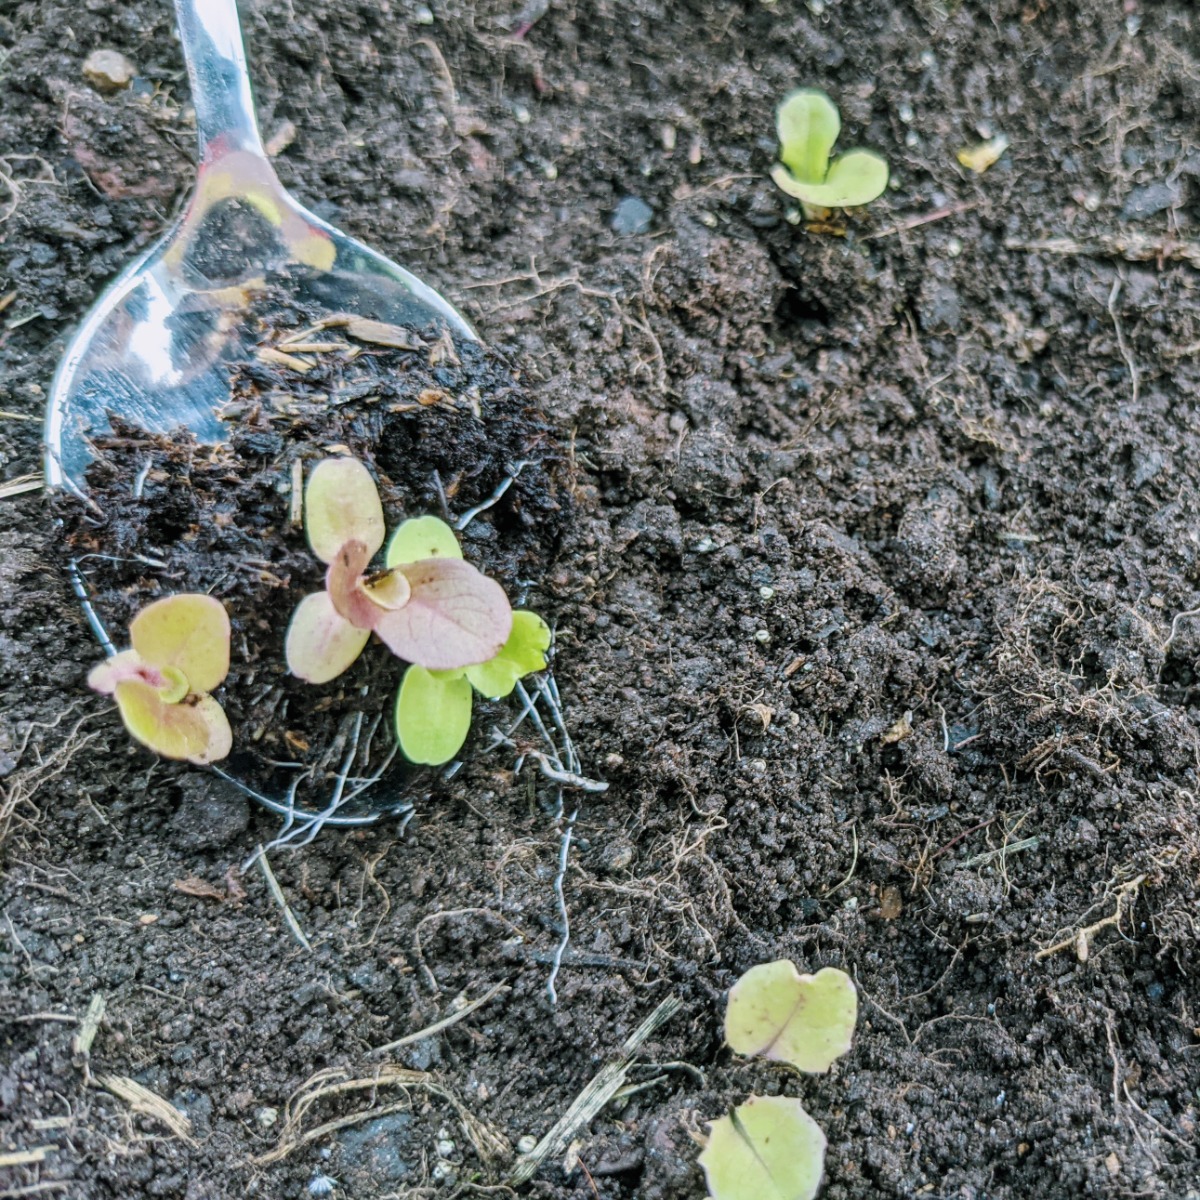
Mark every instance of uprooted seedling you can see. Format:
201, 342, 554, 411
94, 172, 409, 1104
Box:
699, 961, 858, 1200
88, 593, 232, 764
287, 455, 550, 766
771, 88, 889, 221
285, 456, 512, 683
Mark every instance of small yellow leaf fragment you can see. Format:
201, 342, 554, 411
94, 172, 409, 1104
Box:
341, 316, 424, 349
725, 961, 857, 1074
957, 134, 1009, 174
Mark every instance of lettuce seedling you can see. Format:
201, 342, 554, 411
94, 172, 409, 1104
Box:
699, 1095, 826, 1200
396, 601, 551, 765
88, 594, 232, 764
725, 961, 857, 1073
285, 458, 512, 683
771, 88, 888, 211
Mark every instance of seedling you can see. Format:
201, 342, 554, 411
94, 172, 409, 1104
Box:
725, 961, 857, 1073
285, 457, 512, 683
699, 1095, 826, 1200
396, 610, 552, 765
88, 594, 232, 764
700, 961, 858, 1200
771, 88, 888, 213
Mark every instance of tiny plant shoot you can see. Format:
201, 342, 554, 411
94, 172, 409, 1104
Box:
725, 961, 858, 1073
88, 594, 232, 764
396, 610, 552, 765
285, 458, 512, 683
771, 88, 889, 211
699, 1095, 826, 1200
699, 961, 859, 1200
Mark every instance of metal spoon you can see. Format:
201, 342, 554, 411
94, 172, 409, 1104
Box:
44, 0, 475, 825
45, 0, 474, 492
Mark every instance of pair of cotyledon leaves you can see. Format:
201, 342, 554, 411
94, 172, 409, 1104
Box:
772, 89, 889, 210
699, 961, 858, 1200
88, 594, 233, 765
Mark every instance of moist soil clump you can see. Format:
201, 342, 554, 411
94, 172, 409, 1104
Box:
3, 2, 1200, 1199
55, 308, 567, 804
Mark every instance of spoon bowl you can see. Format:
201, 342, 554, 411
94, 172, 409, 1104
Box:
45, 0, 474, 493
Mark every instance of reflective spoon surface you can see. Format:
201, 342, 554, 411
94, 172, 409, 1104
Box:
45, 0, 474, 493
45, 0, 475, 825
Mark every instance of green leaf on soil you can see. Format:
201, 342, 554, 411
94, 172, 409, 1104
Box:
698, 1094, 826, 1200
395, 664, 474, 765
725, 961, 857, 1074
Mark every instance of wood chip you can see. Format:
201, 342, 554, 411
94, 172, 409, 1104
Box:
264, 119, 298, 157
0, 474, 42, 499
256, 346, 313, 373
72, 993, 106, 1061
289, 458, 304, 527
0, 1145, 57, 1168
173, 876, 226, 902
339, 315, 424, 349
94, 1073, 194, 1141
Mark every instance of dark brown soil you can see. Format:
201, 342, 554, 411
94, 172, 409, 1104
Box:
3, 2, 1200, 1198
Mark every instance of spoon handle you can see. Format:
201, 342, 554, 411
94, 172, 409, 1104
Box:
174, 0, 266, 162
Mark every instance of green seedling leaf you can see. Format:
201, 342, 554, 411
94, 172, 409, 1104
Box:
772, 88, 889, 210
305, 457, 386, 564
771, 152, 889, 209
285, 590, 372, 684
725, 961, 857, 1074
396, 665, 474, 764
374, 558, 513, 671
699, 1095, 826, 1200
777, 88, 841, 185
88, 594, 233, 765
385, 514, 463, 567
465, 610, 551, 699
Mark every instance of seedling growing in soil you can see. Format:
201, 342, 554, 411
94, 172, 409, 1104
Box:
725, 960, 858, 1073
699, 1095, 826, 1200
771, 88, 889, 214
699, 961, 858, 1200
88, 594, 232, 764
396, 610, 552, 765
285, 458, 512, 683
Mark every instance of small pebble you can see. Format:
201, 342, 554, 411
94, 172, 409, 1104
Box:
516, 1135, 538, 1155
946, 236, 963, 257
513, 103, 532, 125
610, 196, 654, 236
758, 585, 775, 600
414, 5, 435, 24
897, 102, 914, 124
82, 48, 136, 92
